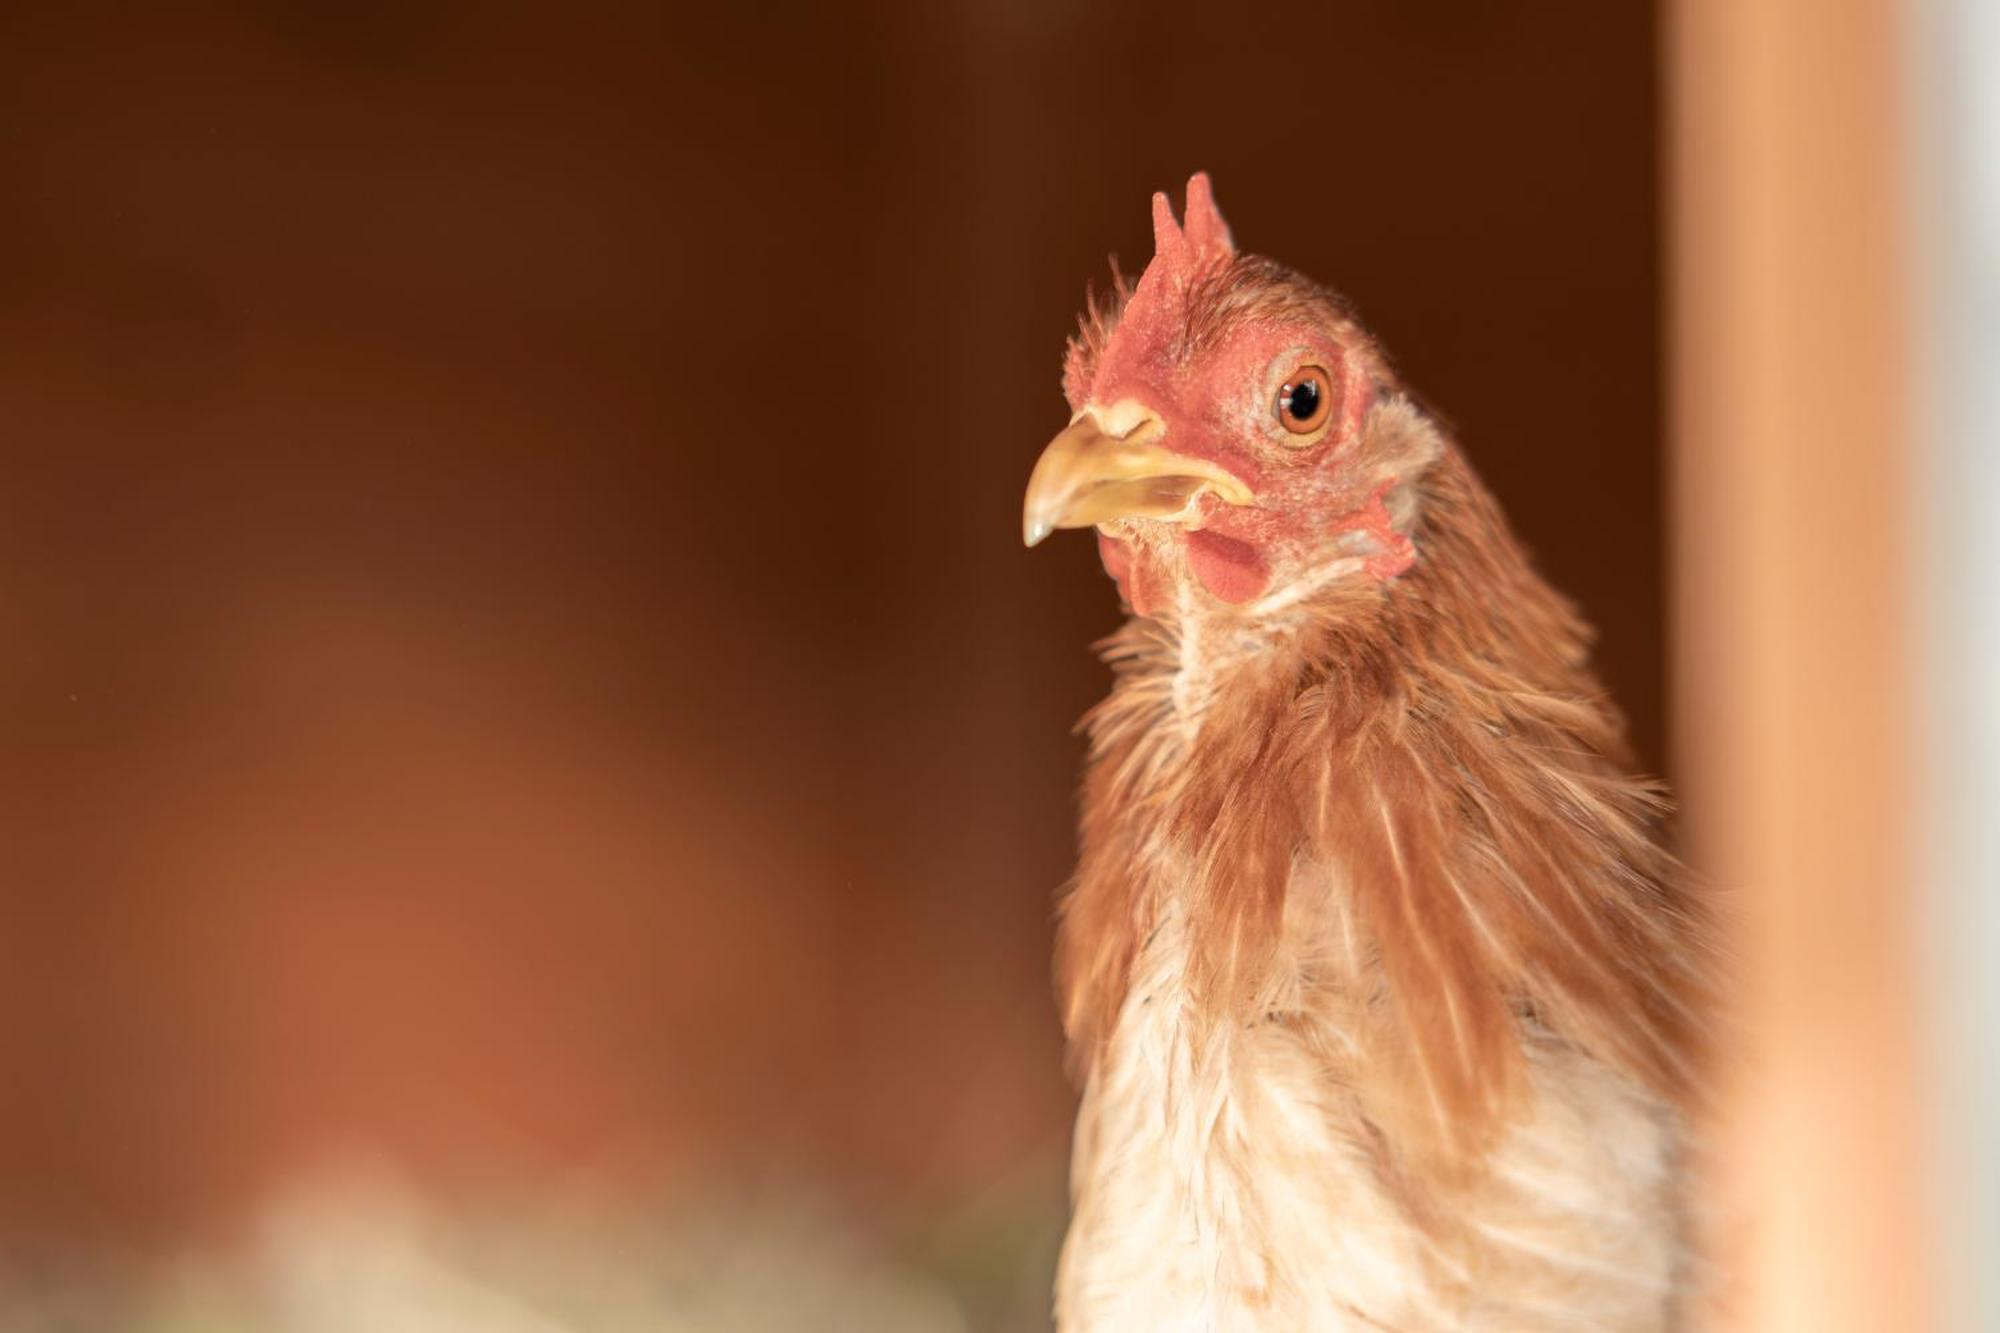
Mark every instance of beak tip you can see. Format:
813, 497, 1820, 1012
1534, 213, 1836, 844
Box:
1023, 515, 1052, 548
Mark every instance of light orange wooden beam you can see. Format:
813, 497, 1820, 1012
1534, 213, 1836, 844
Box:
1666, 1, 1930, 1328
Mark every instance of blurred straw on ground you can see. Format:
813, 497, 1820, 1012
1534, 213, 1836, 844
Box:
0, 1160, 1065, 1333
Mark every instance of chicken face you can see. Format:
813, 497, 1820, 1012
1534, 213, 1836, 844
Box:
1023, 175, 1429, 616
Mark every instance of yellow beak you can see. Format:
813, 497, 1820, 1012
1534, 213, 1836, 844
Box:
1021, 408, 1255, 547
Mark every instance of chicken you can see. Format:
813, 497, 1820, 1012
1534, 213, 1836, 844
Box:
1022, 175, 1710, 1331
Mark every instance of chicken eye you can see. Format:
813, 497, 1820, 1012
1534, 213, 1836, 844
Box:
1276, 365, 1333, 438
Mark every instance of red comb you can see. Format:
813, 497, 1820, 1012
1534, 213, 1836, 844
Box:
1146, 172, 1234, 263
1146, 172, 1234, 277
1117, 173, 1236, 361
1182, 171, 1233, 255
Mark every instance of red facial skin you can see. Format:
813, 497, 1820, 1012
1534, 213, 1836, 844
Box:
1075, 329, 1390, 605
1060, 178, 1409, 615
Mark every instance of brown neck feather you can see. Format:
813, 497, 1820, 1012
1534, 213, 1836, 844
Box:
1057, 444, 1710, 1162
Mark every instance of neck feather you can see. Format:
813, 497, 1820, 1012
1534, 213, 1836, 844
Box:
1057, 446, 1710, 1166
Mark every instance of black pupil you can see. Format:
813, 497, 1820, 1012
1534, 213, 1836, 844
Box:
1285, 377, 1320, 421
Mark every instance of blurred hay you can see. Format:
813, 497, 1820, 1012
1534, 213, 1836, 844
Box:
0, 1165, 1064, 1333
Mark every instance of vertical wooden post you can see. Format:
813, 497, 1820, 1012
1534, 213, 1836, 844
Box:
1666, 2, 1931, 1328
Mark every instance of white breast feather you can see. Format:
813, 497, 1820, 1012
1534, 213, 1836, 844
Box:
1054, 854, 1682, 1332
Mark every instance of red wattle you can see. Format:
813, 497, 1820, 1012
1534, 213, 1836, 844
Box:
1183, 529, 1269, 604
1096, 531, 1131, 592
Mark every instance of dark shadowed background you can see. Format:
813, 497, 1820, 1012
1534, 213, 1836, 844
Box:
0, 0, 1661, 1321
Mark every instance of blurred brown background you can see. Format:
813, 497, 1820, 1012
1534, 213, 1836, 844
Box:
0, 0, 1663, 1284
